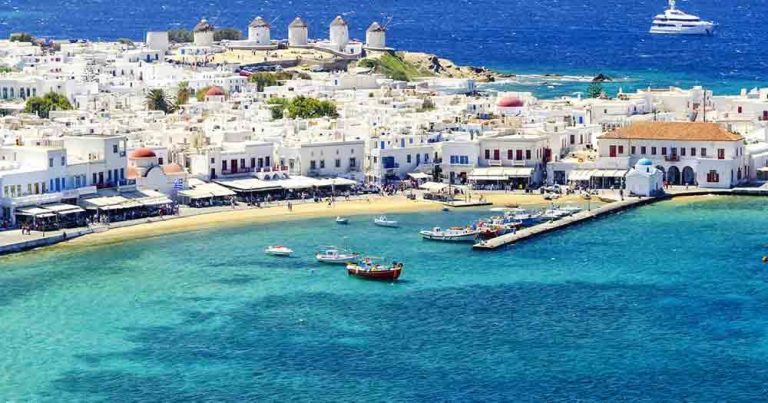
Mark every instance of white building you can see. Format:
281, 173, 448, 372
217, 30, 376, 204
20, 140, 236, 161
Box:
598, 122, 748, 188
625, 158, 664, 196
280, 139, 365, 179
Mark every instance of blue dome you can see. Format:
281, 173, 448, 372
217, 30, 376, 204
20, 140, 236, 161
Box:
637, 158, 653, 166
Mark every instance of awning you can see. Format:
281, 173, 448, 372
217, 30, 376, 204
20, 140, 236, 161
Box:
216, 178, 280, 192
419, 181, 449, 192
140, 197, 173, 207
468, 167, 534, 181
41, 203, 85, 215
758, 167, 768, 173
407, 172, 430, 180
16, 207, 56, 218
178, 183, 236, 199
568, 169, 627, 181
315, 178, 357, 187
81, 196, 129, 210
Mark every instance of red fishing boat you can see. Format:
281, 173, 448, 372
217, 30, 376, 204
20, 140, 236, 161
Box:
346, 258, 403, 281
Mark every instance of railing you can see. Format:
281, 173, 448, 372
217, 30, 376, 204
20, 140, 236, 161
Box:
665, 155, 680, 162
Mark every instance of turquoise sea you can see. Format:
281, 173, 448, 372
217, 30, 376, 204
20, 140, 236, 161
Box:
2, 196, 768, 400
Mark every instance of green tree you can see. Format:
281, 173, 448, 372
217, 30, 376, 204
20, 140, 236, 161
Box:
250, 72, 279, 92
0, 65, 14, 73
23, 92, 73, 118
586, 81, 604, 99
168, 29, 193, 43
145, 89, 175, 113
176, 81, 190, 106
9, 32, 34, 43
214, 28, 242, 41
266, 96, 338, 120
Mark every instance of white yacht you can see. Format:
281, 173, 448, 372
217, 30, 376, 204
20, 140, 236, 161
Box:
650, 0, 714, 35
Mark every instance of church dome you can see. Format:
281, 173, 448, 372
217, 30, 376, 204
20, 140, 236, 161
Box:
129, 147, 156, 159
162, 163, 184, 175
193, 19, 215, 33
497, 97, 524, 108
206, 86, 225, 97
637, 158, 653, 166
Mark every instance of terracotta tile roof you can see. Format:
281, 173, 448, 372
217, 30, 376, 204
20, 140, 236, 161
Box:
599, 122, 743, 142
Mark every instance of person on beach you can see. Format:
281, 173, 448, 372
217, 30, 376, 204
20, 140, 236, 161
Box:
287, 202, 293, 212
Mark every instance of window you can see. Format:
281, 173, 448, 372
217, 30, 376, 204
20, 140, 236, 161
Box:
406, 154, 412, 164
738, 106, 743, 114
569, 134, 575, 145
701, 148, 707, 157
113, 144, 118, 153
310, 160, 316, 170
158, 157, 164, 165
251, 158, 256, 168
320, 160, 325, 169
485, 149, 490, 159
48, 158, 53, 168
335, 159, 341, 168
641, 146, 647, 154
516, 150, 523, 160
661, 147, 667, 156
493, 150, 500, 160
717, 148, 725, 160
92, 173, 97, 185
507, 150, 513, 160
681, 147, 686, 156
525, 150, 532, 160
691, 148, 696, 157
706, 170, 720, 182
651, 147, 657, 155
349, 158, 356, 168
631, 146, 636, 155
617, 146, 624, 154
60, 156, 66, 166
222, 160, 227, 171
120, 168, 124, 180
609, 145, 617, 158
240, 158, 245, 168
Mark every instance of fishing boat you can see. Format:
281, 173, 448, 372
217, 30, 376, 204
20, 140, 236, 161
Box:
336, 216, 349, 225
477, 223, 510, 240
316, 246, 358, 264
506, 209, 543, 226
347, 258, 403, 281
374, 215, 399, 228
265, 245, 293, 257
419, 226, 482, 242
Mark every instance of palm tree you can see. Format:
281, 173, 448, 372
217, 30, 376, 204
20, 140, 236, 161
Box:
175, 81, 190, 106
145, 89, 174, 113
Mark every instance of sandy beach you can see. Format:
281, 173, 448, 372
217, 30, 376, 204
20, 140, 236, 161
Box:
61, 192, 588, 249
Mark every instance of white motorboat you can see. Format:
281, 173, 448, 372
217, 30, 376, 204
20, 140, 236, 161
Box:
559, 205, 582, 216
419, 226, 482, 242
336, 216, 349, 225
650, 0, 714, 35
374, 215, 399, 228
316, 247, 358, 264
265, 245, 294, 257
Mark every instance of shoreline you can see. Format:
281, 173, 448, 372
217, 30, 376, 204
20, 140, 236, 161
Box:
53, 192, 586, 252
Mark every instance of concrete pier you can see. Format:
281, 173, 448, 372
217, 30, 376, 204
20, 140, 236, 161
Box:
473, 196, 660, 250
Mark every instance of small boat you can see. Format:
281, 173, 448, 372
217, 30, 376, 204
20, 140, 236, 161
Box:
419, 226, 481, 242
582, 193, 592, 200
374, 215, 399, 228
265, 245, 294, 257
316, 247, 358, 264
347, 258, 403, 281
559, 205, 582, 216
543, 193, 560, 201
336, 216, 349, 225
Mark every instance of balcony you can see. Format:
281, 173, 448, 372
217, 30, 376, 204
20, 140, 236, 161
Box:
221, 167, 254, 176
665, 155, 680, 162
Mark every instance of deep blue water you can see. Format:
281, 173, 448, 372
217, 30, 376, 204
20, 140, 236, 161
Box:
2, 196, 768, 400
0, 0, 766, 96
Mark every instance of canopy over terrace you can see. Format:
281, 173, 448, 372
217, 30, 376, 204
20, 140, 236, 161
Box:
567, 169, 628, 188
81, 190, 174, 222
178, 181, 236, 206
468, 167, 535, 189
15, 203, 86, 230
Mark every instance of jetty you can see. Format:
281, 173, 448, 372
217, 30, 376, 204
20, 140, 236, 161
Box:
473, 197, 658, 250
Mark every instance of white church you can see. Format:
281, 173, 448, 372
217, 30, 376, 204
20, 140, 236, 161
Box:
625, 158, 664, 197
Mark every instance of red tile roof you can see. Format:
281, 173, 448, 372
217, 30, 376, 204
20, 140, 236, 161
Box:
599, 122, 743, 142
